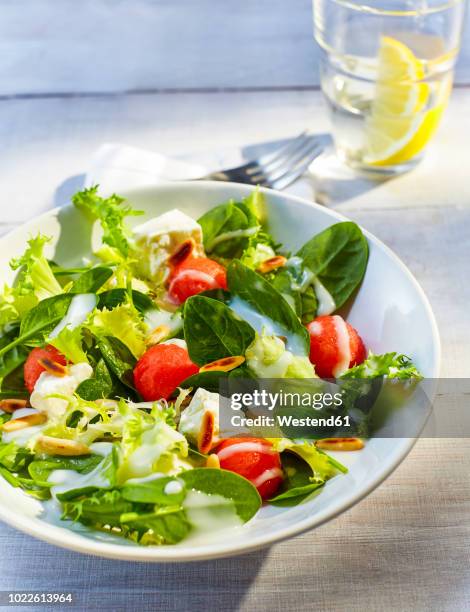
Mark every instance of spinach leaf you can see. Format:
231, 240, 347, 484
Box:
270, 268, 303, 317
296, 221, 369, 311
76, 358, 114, 400
70, 266, 113, 293
179, 370, 227, 392
198, 199, 261, 259
96, 336, 136, 389
55, 448, 118, 501
121, 476, 186, 505
28, 454, 104, 484
227, 260, 310, 356
63, 489, 133, 528
183, 295, 255, 366
0, 442, 33, 472
0, 294, 74, 357
180, 468, 261, 522
269, 452, 324, 507
63, 488, 190, 545
97, 289, 154, 313
121, 507, 190, 545
0, 346, 29, 387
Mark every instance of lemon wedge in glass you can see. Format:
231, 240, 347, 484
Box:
364, 36, 450, 166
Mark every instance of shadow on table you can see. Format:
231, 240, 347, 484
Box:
54, 173, 86, 208
242, 134, 393, 207
52, 549, 270, 611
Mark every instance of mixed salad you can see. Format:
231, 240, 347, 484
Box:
0, 187, 421, 546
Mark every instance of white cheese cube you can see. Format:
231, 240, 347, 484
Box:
132, 209, 204, 283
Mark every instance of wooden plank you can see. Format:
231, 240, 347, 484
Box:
0, 0, 469, 94
0, 88, 469, 225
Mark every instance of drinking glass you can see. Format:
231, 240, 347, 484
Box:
313, 0, 467, 175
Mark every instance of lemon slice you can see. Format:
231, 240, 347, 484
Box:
364, 36, 449, 166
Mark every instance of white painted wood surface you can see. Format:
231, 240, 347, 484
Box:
1, 0, 470, 94
0, 2, 469, 610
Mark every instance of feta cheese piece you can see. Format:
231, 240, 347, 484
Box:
178, 388, 220, 450
30, 362, 93, 420
132, 209, 204, 283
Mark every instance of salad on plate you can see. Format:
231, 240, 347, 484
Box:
0, 187, 421, 546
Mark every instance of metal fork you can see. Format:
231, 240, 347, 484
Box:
201, 132, 323, 190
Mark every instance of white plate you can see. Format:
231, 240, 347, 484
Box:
0, 182, 440, 561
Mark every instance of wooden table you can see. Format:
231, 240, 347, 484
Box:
0, 2, 469, 610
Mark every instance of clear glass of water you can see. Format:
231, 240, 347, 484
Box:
313, 0, 467, 175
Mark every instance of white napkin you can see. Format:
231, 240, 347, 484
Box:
85, 143, 209, 196
85, 142, 317, 202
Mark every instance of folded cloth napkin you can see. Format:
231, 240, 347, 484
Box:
85, 143, 209, 195
85, 142, 317, 202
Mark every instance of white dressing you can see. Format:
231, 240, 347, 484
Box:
251, 467, 283, 488
312, 277, 336, 316
124, 473, 165, 485
230, 296, 306, 355
182, 490, 243, 541
89, 442, 114, 457
164, 480, 183, 495
8, 408, 38, 420
48, 467, 109, 499
49, 294, 97, 339
144, 308, 183, 337
1, 424, 45, 446
286, 256, 336, 316
332, 315, 351, 377
162, 338, 188, 350
205, 226, 258, 251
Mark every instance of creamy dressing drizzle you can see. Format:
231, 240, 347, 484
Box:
144, 308, 182, 335
170, 269, 217, 288
8, 408, 38, 420
206, 227, 258, 252
49, 293, 97, 339
162, 338, 187, 350
89, 442, 114, 457
251, 467, 283, 488
48, 443, 113, 498
164, 480, 183, 495
1, 424, 45, 446
49, 466, 109, 498
216, 441, 275, 462
286, 256, 336, 316
124, 473, 165, 485
181, 490, 243, 544
229, 296, 306, 355
332, 315, 351, 377
312, 277, 336, 316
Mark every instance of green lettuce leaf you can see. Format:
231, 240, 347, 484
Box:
9, 234, 63, 316
49, 325, 88, 364
116, 401, 190, 483
341, 352, 422, 379
87, 302, 146, 359
72, 186, 143, 257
